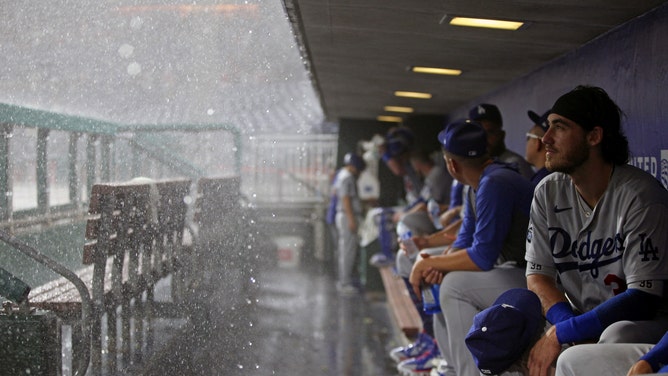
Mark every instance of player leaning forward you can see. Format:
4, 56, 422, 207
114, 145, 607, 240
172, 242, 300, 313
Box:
525, 85, 668, 376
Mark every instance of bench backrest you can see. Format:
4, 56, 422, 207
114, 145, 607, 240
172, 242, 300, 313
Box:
83, 178, 191, 288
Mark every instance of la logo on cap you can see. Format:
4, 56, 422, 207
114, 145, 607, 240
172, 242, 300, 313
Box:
477, 105, 486, 115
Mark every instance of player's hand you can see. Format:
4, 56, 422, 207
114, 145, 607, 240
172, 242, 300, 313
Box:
414, 236, 429, 249
528, 326, 560, 376
409, 253, 443, 297
422, 267, 443, 285
409, 253, 432, 298
627, 360, 653, 376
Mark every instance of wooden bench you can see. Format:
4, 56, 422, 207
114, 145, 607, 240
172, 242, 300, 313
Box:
27, 178, 193, 375
378, 266, 422, 339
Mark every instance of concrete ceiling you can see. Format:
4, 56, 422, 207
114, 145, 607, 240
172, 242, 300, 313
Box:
283, 0, 667, 122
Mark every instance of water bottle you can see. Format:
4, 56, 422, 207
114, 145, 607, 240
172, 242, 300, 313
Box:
397, 222, 419, 257
422, 283, 442, 314
427, 198, 443, 230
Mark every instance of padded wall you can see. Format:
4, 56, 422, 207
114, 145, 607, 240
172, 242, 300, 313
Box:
449, 4, 668, 187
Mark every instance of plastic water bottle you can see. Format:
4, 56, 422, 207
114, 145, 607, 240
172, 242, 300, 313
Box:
397, 222, 419, 257
427, 198, 443, 230
422, 284, 442, 314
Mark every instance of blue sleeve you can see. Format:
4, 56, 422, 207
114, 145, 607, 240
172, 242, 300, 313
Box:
452, 190, 474, 250
465, 176, 517, 270
555, 288, 661, 344
641, 331, 668, 372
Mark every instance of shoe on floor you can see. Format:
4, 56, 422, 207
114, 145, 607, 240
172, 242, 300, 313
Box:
429, 358, 448, 376
369, 252, 394, 268
389, 331, 436, 363
397, 344, 440, 375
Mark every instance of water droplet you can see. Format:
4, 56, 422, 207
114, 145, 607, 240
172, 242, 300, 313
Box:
118, 44, 134, 59
127, 62, 141, 76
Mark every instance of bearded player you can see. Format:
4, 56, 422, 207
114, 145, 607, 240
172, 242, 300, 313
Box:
525, 86, 668, 376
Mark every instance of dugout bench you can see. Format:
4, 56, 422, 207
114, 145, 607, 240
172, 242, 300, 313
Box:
23, 178, 193, 375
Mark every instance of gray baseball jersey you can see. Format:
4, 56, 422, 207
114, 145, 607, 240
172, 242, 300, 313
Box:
419, 163, 453, 205
498, 148, 534, 181
335, 168, 362, 215
526, 164, 668, 313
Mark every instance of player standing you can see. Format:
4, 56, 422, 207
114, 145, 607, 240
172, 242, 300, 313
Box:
525, 86, 668, 376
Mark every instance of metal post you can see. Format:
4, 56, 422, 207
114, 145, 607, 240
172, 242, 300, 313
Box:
0, 124, 12, 222
86, 134, 97, 200
36, 128, 49, 215
68, 133, 79, 206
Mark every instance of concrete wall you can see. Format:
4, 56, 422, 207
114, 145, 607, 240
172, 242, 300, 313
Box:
450, 3, 668, 188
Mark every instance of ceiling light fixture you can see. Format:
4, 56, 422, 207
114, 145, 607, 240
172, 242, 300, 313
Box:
384, 106, 414, 113
411, 66, 462, 76
394, 91, 432, 99
377, 115, 403, 123
450, 17, 523, 31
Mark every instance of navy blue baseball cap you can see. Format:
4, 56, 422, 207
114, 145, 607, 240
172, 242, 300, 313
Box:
468, 103, 503, 126
528, 110, 550, 133
344, 152, 366, 171
465, 288, 543, 375
438, 120, 488, 158
382, 127, 415, 161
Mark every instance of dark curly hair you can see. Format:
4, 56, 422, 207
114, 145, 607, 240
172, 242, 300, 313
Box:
551, 85, 629, 165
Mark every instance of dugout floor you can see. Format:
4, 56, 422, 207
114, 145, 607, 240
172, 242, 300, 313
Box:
137, 254, 404, 376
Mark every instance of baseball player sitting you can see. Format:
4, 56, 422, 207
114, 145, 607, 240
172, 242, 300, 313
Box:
409, 119, 535, 376
522, 85, 668, 376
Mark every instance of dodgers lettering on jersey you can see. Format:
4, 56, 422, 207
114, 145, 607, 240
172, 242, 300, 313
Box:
549, 228, 625, 278
526, 164, 668, 313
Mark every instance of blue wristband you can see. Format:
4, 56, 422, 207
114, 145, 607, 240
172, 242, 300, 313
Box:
555, 310, 603, 344
546, 302, 576, 324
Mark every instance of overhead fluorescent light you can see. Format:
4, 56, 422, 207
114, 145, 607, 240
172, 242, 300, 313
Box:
411, 66, 462, 76
394, 91, 432, 99
450, 17, 523, 31
377, 115, 403, 123
384, 106, 414, 113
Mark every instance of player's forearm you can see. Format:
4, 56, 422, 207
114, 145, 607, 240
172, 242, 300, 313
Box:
406, 202, 427, 215
422, 230, 454, 248
527, 273, 570, 316
423, 249, 481, 272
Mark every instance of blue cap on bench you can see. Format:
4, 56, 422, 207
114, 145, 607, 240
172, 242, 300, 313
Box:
465, 288, 543, 375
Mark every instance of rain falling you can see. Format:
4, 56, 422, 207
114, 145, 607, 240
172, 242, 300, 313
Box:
0, 0, 398, 375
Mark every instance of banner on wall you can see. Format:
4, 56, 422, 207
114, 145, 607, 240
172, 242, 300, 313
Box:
629, 149, 668, 189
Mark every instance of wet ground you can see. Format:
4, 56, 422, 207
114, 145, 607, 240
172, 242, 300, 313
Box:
137, 256, 405, 376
